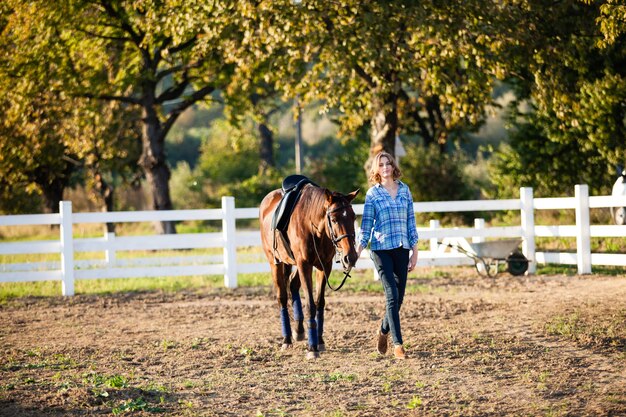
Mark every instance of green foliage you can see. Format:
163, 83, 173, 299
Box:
189, 114, 368, 207
492, 0, 626, 196
3, 0, 626, 218
166, 127, 208, 170
0, 183, 43, 215
401, 143, 480, 224
0, 0, 243, 224
197, 120, 260, 187
588, 0, 626, 47
571, 72, 626, 170
407, 396, 423, 409
190, 118, 286, 208
487, 108, 613, 198
170, 162, 206, 210
112, 397, 151, 415
282, 0, 502, 158
0, 1, 143, 214
305, 136, 370, 198
217, 169, 285, 209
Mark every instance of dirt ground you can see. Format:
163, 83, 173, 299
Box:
1, 269, 625, 417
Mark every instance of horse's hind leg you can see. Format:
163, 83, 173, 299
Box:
274, 264, 293, 350
289, 271, 305, 342
315, 268, 328, 352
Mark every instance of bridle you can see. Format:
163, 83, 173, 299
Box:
326, 204, 355, 249
312, 202, 356, 291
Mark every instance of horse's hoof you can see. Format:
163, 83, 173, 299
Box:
281, 343, 293, 350
318, 343, 326, 352
306, 350, 320, 360
293, 331, 306, 342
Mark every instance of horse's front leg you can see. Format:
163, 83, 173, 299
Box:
297, 262, 319, 359
314, 267, 328, 352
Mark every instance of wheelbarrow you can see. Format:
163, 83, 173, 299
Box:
443, 238, 529, 277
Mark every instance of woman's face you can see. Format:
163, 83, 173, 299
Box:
378, 156, 393, 180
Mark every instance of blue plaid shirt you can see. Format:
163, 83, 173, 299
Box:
358, 181, 419, 251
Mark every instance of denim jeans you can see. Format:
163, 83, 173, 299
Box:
370, 247, 409, 346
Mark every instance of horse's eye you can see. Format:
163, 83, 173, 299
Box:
331, 218, 338, 224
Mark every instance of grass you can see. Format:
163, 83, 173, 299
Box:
0, 268, 385, 302
544, 308, 626, 352
536, 264, 626, 276
0, 275, 226, 302
0, 221, 223, 242
2, 262, 625, 302
407, 396, 423, 409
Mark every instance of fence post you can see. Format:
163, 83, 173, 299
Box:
429, 219, 440, 252
520, 187, 536, 274
60, 201, 75, 296
222, 196, 238, 288
105, 232, 116, 267
473, 218, 485, 243
575, 184, 592, 274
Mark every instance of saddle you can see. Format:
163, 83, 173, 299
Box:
270, 175, 318, 263
271, 174, 318, 233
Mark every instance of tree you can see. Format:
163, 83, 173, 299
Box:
215, 1, 307, 176
76, 99, 143, 231
278, 0, 502, 175
7, 0, 239, 232
488, 107, 608, 198
0, 1, 142, 216
0, 3, 75, 214
591, 0, 626, 47
491, 0, 626, 194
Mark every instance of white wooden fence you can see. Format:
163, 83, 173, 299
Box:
1, 185, 626, 296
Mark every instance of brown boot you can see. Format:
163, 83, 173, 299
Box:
393, 344, 407, 360
376, 330, 389, 355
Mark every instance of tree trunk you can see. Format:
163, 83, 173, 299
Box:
425, 96, 448, 154
140, 105, 176, 235
34, 160, 74, 214
258, 121, 274, 174
365, 93, 399, 176
40, 177, 66, 214
95, 173, 116, 233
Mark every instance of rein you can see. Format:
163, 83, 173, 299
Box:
311, 233, 352, 291
311, 204, 355, 292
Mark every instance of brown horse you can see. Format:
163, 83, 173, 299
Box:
259, 182, 359, 359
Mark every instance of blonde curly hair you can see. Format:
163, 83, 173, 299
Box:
368, 151, 402, 184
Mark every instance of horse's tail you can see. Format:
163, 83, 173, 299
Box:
283, 264, 292, 279
284, 264, 295, 301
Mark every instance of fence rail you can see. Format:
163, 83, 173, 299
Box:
2, 185, 626, 296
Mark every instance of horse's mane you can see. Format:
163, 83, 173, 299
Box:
298, 185, 328, 221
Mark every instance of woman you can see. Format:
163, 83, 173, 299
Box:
356, 151, 419, 359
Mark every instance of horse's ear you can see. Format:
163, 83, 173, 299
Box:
346, 189, 360, 202
324, 188, 334, 203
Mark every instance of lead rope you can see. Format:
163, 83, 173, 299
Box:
310, 223, 351, 292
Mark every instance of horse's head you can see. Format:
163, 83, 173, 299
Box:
324, 188, 360, 271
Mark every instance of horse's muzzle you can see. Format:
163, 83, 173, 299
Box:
342, 251, 358, 271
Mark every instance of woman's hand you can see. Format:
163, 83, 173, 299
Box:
408, 248, 418, 272
356, 244, 364, 260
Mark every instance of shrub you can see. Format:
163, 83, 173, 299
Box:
401, 143, 480, 225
